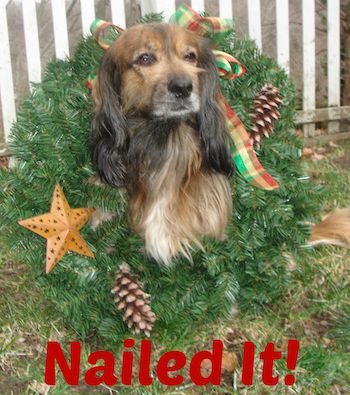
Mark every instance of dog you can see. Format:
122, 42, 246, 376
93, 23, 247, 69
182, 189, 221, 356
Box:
91, 23, 234, 264
309, 208, 350, 248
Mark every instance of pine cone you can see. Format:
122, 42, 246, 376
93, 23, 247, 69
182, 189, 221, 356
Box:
0, 155, 9, 169
111, 262, 156, 337
250, 84, 283, 147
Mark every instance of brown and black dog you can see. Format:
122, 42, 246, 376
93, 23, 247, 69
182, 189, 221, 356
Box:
91, 23, 233, 264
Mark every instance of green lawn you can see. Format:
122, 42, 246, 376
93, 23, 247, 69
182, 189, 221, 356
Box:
1, 141, 349, 395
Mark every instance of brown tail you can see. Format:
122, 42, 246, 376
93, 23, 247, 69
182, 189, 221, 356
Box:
309, 208, 350, 247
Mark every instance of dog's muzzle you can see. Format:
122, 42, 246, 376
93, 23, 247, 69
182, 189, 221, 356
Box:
152, 76, 200, 119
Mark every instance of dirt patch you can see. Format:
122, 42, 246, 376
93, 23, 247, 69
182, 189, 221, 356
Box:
333, 154, 350, 170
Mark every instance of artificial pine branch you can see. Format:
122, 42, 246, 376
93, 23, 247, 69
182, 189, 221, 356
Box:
137, 12, 164, 24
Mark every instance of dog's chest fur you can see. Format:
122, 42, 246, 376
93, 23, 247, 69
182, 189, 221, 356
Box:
129, 122, 232, 263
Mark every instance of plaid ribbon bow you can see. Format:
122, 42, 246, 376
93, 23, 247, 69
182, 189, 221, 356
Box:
87, 3, 279, 190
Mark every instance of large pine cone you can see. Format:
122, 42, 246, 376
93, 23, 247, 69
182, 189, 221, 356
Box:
250, 84, 283, 147
111, 262, 156, 337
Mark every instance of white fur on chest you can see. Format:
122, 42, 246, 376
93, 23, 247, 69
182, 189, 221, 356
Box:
139, 126, 232, 264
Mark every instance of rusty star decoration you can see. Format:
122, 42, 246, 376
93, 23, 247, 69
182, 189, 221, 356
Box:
18, 184, 94, 274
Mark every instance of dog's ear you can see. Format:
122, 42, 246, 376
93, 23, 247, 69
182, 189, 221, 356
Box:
92, 50, 128, 187
197, 40, 234, 177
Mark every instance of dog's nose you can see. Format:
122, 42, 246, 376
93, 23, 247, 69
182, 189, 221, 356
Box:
168, 77, 193, 99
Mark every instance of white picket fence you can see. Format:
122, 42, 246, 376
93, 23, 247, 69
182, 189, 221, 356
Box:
0, 0, 347, 147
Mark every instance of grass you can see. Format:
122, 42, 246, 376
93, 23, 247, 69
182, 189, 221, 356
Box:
1, 141, 350, 394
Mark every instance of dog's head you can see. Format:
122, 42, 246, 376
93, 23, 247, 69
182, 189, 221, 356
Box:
93, 23, 233, 187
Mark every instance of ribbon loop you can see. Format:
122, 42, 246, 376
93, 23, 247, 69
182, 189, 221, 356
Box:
173, 3, 233, 37
90, 18, 124, 50
213, 50, 245, 80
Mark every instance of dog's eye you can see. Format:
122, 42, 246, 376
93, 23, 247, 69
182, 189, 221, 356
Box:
184, 52, 197, 62
137, 53, 156, 66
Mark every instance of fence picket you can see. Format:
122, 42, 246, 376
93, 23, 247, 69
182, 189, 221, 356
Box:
111, 0, 126, 29
140, 0, 175, 21
302, 0, 315, 137
51, 0, 69, 59
219, 0, 233, 19
191, 0, 205, 13
327, 0, 340, 106
0, 0, 347, 143
275, 0, 289, 74
0, 1, 16, 142
327, 0, 340, 134
247, 0, 262, 49
22, 0, 41, 88
80, 0, 95, 36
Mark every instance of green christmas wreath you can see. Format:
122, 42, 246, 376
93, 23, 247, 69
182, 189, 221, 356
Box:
0, 9, 322, 345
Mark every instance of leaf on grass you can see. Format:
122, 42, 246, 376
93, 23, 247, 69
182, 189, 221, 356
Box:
28, 380, 51, 395
309, 208, 350, 247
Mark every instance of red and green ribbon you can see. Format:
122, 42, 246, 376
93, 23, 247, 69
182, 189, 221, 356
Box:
224, 103, 278, 188
87, 3, 279, 190
90, 19, 123, 50
86, 19, 124, 89
173, 3, 233, 35
174, 3, 278, 190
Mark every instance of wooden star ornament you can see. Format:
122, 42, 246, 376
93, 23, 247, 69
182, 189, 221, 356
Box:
18, 184, 94, 273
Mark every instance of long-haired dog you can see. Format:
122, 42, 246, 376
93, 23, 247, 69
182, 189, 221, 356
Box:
92, 23, 234, 264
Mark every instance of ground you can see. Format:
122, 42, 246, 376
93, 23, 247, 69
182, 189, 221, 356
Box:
0, 141, 349, 395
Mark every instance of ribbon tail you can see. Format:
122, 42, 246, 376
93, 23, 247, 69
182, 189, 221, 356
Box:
223, 101, 279, 190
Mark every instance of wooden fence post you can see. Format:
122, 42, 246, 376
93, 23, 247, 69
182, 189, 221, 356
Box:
22, 0, 42, 89
327, 0, 340, 134
80, 0, 95, 36
247, 0, 262, 50
140, 0, 175, 21
276, 0, 290, 75
302, 0, 316, 137
0, 0, 347, 144
191, 0, 205, 12
219, 0, 233, 19
0, 0, 16, 142
51, 0, 70, 59
111, 0, 126, 29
